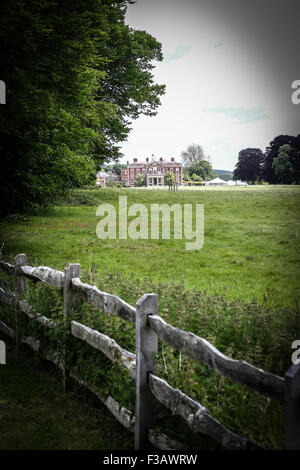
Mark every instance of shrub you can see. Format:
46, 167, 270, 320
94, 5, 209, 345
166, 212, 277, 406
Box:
55, 190, 99, 206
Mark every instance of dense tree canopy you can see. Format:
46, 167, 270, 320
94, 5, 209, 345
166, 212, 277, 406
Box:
272, 145, 294, 184
181, 144, 215, 181
0, 0, 165, 215
134, 173, 146, 187
271, 140, 300, 184
233, 135, 300, 184
262, 134, 300, 183
233, 148, 263, 183
213, 169, 233, 181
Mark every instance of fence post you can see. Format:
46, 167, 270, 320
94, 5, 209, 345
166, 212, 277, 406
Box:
14, 254, 26, 354
135, 293, 158, 450
63, 263, 80, 391
285, 363, 300, 449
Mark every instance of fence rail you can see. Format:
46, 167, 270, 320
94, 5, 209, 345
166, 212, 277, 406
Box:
0, 254, 299, 450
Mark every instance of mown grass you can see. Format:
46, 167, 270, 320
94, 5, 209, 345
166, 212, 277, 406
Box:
0, 185, 299, 307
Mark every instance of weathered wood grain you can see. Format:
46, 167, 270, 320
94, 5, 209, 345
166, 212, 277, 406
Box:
0, 307, 264, 451
0, 319, 15, 338
285, 363, 300, 450
0, 260, 15, 275
19, 265, 65, 288
21, 335, 40, 352
0, 253, 289, 449
71, 320, 136, 379
71, 277, 136, 323
70, 371, 184, 449
0, 287, 16, 306
44, 349, 64, 370
148, 314, 284, 401
14, 254, 27, 354
69, 371, 135, 432
135, 294, 158, 450
69, 370, 182, 450
149, 373, 263, 450
0, 319, 40, 352
19, 300, 58, 329
148, 430, 184, 450
63, 264, 81, 390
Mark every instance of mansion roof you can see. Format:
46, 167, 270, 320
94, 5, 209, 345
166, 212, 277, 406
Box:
126, 159, 182, 167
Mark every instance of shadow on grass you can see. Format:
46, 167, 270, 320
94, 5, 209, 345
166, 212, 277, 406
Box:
0, 335, 133, 450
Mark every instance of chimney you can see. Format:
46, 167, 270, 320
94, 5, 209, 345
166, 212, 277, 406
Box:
133, 158, 138, 163
146, 157, 149, 163
159, 157, 163, 162
171, 157, 175, 162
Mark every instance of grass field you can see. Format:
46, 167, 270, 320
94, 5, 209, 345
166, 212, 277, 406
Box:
0, 185, 299, 449
0, 185, 299, 308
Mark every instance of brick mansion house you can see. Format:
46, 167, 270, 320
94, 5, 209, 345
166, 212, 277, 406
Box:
121, 157, 183, 187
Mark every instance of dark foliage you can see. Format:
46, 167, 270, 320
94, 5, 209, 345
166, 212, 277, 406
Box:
0, 0, 165, 215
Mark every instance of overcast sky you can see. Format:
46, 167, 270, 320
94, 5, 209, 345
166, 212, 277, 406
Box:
118, 0, 300, 171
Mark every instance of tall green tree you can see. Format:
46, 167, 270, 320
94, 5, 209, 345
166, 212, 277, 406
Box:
262, 134, 300, 183
271, 141, 300, 184
0, 0, 165, 215
233, 148, 263, 183
272, 145, 294, 184
134, 173, 146, 186
165, 171, 175, 186
289, 137, 300, 184
181, 144, 215, 181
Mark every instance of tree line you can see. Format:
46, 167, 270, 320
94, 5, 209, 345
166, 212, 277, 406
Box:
233, 134, 300, 184
0, 0, 165, 216
181, 144, 215, 183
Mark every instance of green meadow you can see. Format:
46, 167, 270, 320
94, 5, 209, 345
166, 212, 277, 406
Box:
1, 185, 299, 308
1, 185, 300, 449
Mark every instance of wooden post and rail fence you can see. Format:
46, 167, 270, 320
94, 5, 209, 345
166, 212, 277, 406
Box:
0, 254, 299, 450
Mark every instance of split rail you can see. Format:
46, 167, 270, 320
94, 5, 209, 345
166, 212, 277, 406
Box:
0, 254, 299, 450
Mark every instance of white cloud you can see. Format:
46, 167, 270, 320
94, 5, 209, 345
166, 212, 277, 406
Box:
203, 107, 271, 123
164, 45, 192, 62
